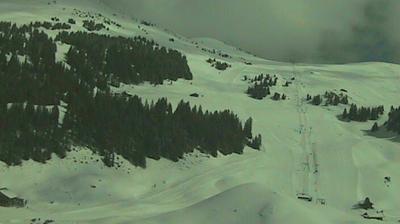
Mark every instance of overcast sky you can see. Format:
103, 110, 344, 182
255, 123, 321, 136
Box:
102, 0, 400, 64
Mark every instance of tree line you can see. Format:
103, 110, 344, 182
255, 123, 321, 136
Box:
0, 103, 67, 166
307, 91, 348, 106
56, 31, 193, 85
0, 22, 72, 105
0, 22, 193, 104
31, 21, 71, 30
0, 89, 261, 167
341, 104, 384, 122
0, 21, 261, 167
206, 58, 231, 71
82, 20, 105, 31
372, 106, 400, 133
245, 74, 278, 100
386, 106, 400, 134
64, 90, 261, 168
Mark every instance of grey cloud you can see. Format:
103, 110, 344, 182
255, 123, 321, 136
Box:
102, 0, 400, 64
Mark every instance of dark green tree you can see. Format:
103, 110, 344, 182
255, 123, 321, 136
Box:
311, 95, 322, 105
371, 122, 379, 132
243, 118, 253, 139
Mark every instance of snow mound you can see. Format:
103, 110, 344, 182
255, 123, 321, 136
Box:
139, 183, 277, 224
139, 183, 351, 224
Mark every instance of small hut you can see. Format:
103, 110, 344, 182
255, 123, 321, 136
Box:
0, 188, 26, 208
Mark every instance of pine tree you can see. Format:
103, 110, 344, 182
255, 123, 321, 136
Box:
248, 134, 262, 150
272, 92, 281, 101
102, 150, 115, 167
387, 106, 400, 134
342, 108, 348, 119
340, 95, 348, 104
371, 122, 379, 132
348, 104, 357, 120
273, 77, 278, 86
243, 118, 253, 139
378, 105, 384, 115
311, 95, 322, 105
332, 95, 340, 105
51, 105, 60, 125
370, 108, 378, 120
6, 53, 20, 75
68, 18, 76, 24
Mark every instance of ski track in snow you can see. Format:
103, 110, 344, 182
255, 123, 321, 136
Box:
293, 65, 321, 203
298, 67, 322, 205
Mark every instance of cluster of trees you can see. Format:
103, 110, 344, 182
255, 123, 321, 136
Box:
0, 22, 192, 101
308, 94, 322, 105
51, 17, 60, 22
1, 88, 261, 167
52, 23, 72, 30
64, 91, 261, 167
246, 84, 270, 100
243, 118, 262, 149
201, 48, 232, 59
72, 8, 121, 28
307, 91, 348, 106
247, 135, 262, 149
31, 21, 71, 30
0, 103, 67, 166
140, 20, 155, 26
0, 22, 73, 105
219, 53, 230, 58
371, 122, 379, 132
358, 105, 399, 133
0, 22, 261, 167
246, 74, 278, 86
82, 20, 105, 31
341, 104, 384, 122
353, 197, 374, 210
56, 31, 193, 85
323, 91, 348, 105
385, 106, 400, 134
271, 92, 286, 101
215, 61, 230, 70
245, 74, 278, 100
68, 18, 76, 24
103, 19, 121, 28
206, 58, 231, 71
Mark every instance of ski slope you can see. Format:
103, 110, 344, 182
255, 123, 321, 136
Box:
1, 0, 400, 223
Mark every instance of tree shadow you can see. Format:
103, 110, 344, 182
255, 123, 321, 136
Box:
363, 127, 400, 143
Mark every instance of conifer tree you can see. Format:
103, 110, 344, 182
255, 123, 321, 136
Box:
340, 95, 348, 104
348, 104, 357, 120
342, 108, 348, 119
371, 122, 379, 132
272, 92, 281, 101
311, 95, 322, 105
243, 118, 253, 139
248, 134, 262, 150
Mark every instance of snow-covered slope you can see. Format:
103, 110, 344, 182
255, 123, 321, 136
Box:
1, 0, 400, 223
